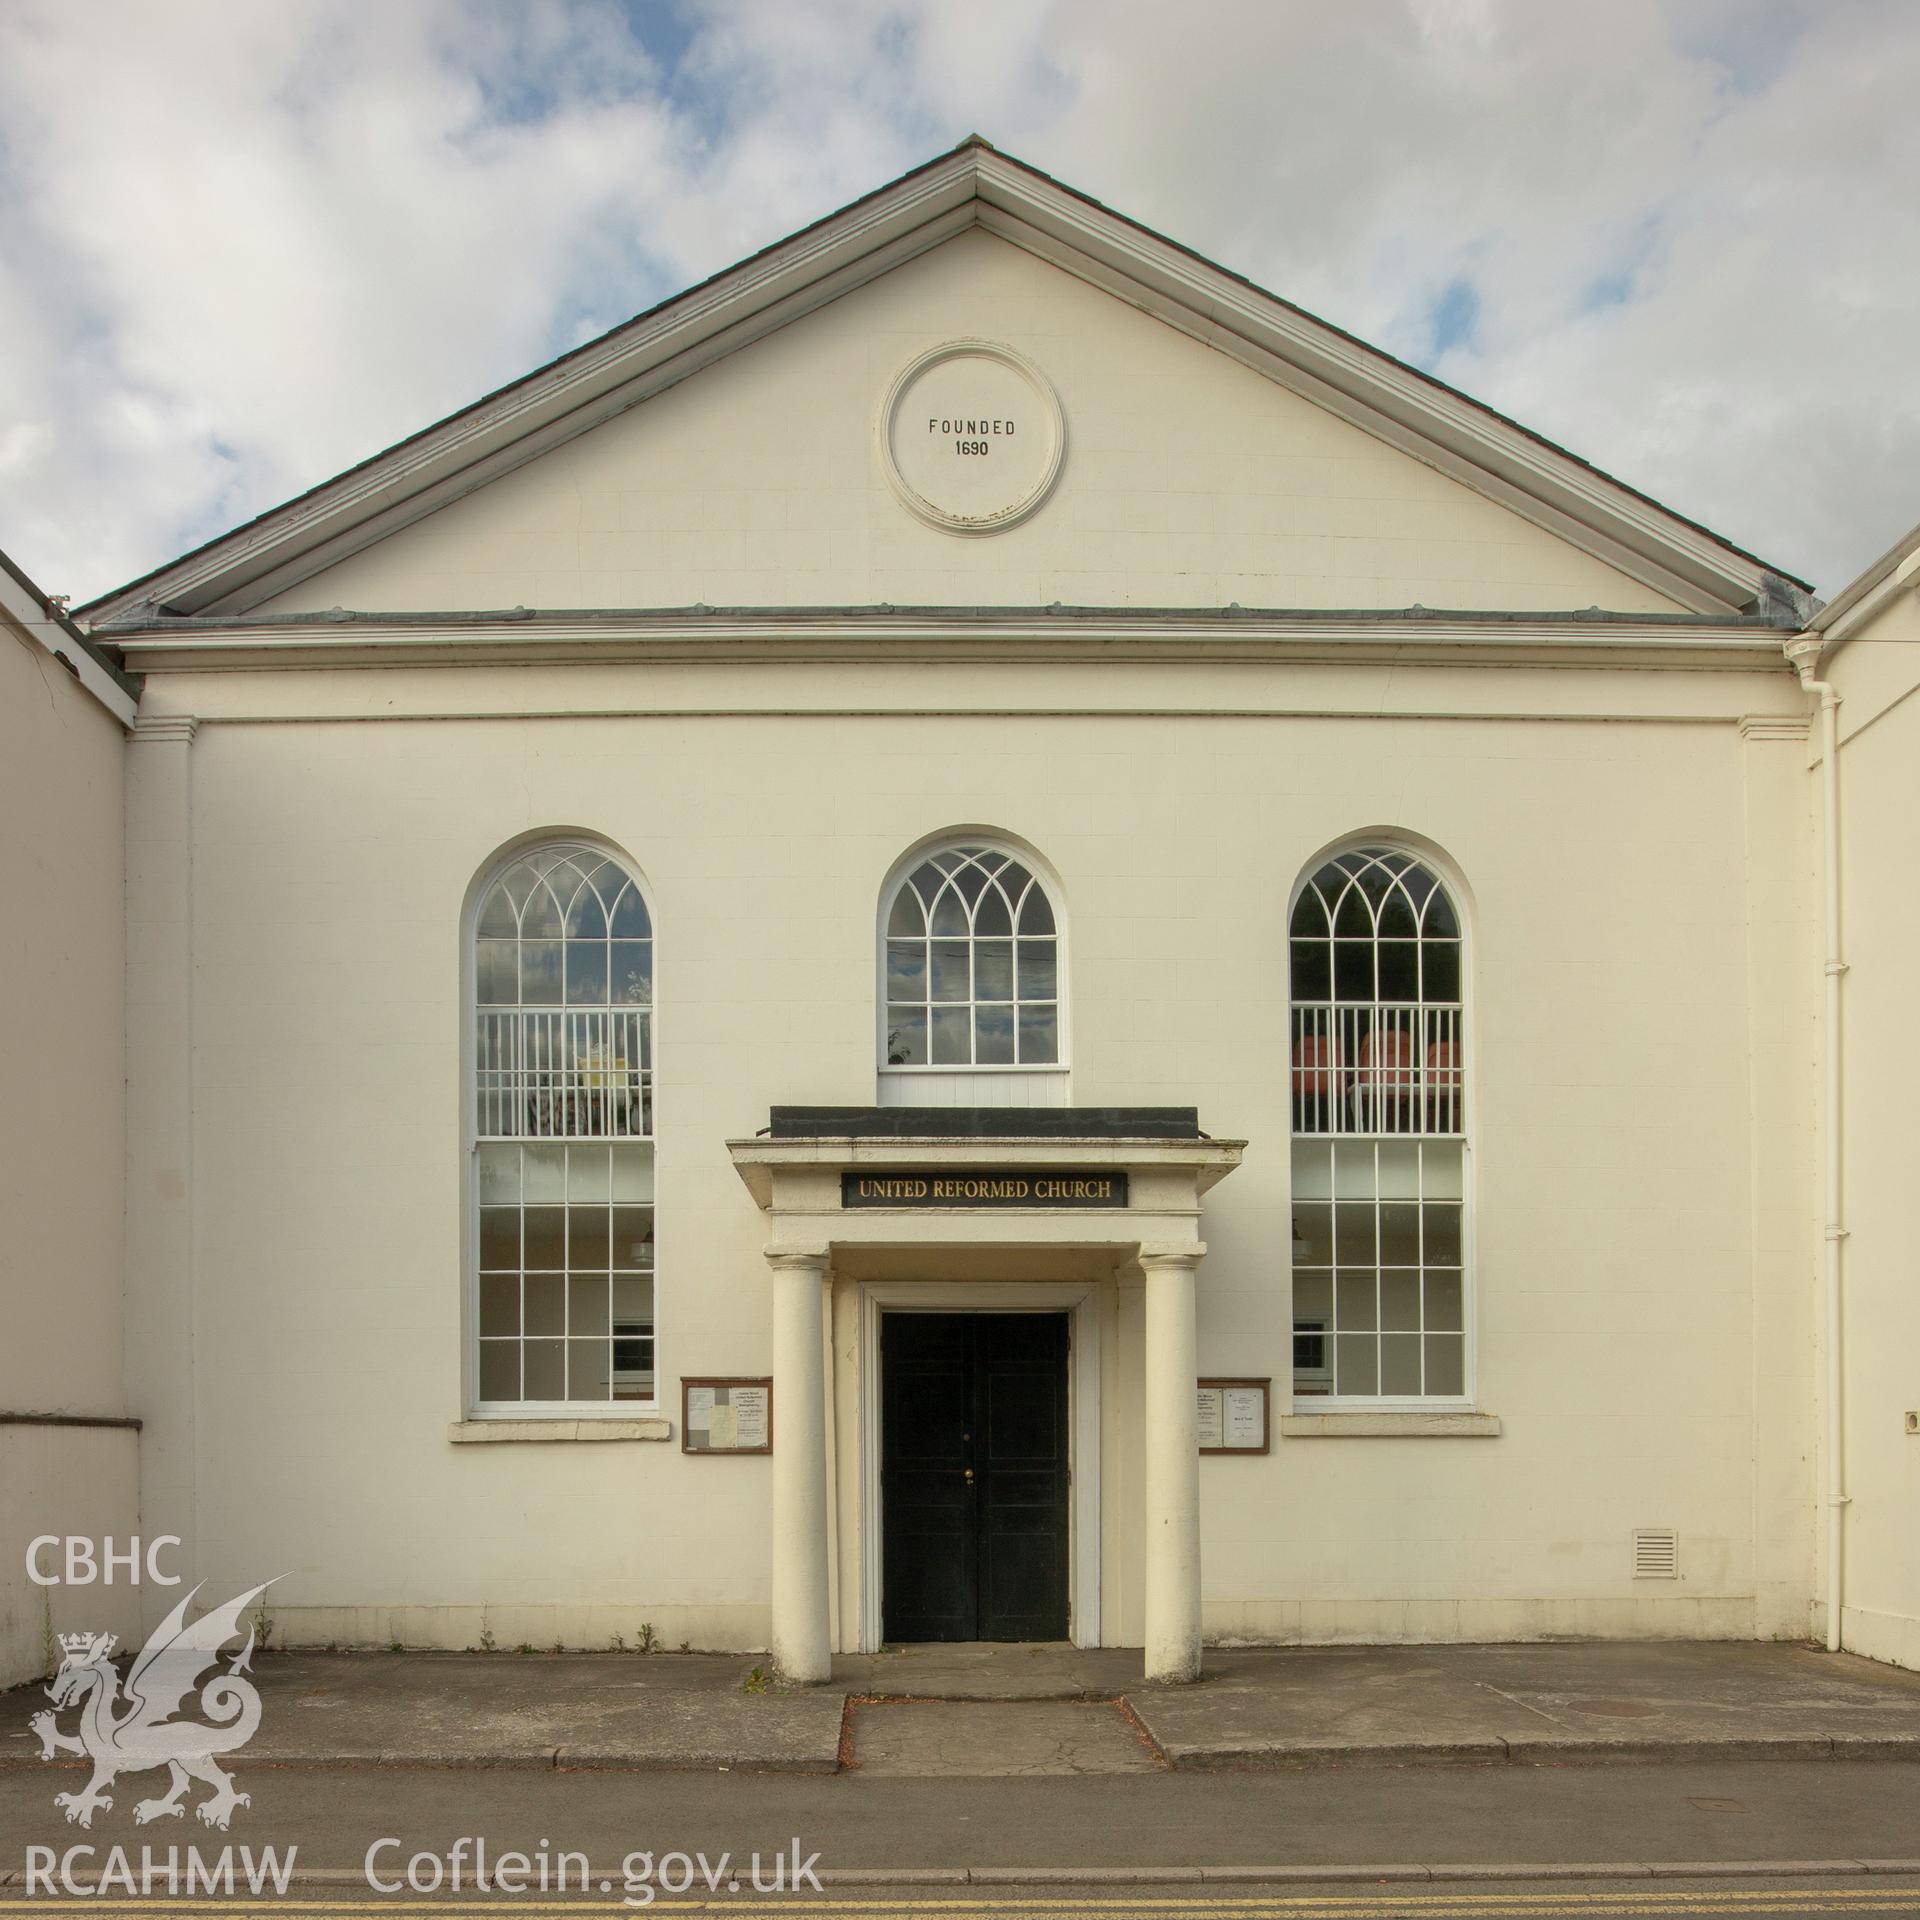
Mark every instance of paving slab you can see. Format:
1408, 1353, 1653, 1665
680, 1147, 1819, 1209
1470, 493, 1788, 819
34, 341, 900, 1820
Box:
1126, 1642, 1920, 1771
552, 1692, 849, 1773
1468, 1639, 1920, 1745
850, 1699, 1161, 1775
836, 1640, 1141, 1699
1130, 1648, 1552, 1769
2, 1650, 847, 1774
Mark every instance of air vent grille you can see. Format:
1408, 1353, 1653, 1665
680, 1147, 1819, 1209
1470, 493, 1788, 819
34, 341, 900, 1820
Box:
1633, 1528, 1679, 1579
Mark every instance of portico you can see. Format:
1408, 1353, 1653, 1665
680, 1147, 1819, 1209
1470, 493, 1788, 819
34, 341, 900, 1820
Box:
727, 1108, 1243, 1685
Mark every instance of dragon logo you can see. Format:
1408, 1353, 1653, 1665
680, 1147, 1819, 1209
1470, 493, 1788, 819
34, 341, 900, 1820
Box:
30, 1582, 271, 1830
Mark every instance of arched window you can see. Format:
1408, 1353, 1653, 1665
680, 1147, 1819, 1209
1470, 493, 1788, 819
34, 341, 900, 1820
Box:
471, 843, 655, 1410
1288, 846, 1466, 1403
881, 844, 1061, 1072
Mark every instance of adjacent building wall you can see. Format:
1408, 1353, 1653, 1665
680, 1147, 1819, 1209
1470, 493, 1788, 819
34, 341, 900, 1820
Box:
0, 586, 137, 1687
1828, 581, 1920, 1669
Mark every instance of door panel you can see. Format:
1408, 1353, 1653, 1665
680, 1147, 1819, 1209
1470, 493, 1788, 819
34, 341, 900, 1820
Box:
881, 1311, 1070, 1643
880, 1313, 976, 1642
976, 1313, 1069, 1641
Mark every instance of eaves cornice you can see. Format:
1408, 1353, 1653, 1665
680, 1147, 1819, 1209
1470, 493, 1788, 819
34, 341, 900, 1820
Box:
105, 604, 1799, 676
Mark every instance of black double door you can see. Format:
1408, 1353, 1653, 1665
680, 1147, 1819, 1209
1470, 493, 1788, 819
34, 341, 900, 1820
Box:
880, 1311, 1071, 1642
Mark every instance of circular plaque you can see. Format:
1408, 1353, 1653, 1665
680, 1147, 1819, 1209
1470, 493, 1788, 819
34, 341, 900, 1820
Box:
879, 341, 1064, 535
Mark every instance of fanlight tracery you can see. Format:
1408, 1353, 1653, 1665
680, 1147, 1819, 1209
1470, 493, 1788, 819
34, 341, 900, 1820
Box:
883, 845, 1060, 1068
475, 846, 653, 1139
1288, 847, 1461, 1136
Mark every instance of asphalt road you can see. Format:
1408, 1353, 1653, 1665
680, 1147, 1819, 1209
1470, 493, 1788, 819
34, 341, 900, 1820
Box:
4, 1756, 1920, 1901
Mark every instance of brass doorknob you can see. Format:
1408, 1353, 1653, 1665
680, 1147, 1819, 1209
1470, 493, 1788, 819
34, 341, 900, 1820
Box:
963, 1467, 976, 1485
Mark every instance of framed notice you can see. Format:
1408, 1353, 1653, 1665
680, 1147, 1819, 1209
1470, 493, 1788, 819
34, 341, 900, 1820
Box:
682, 1378, 773, 1454
1197, 1378, 1270, 1455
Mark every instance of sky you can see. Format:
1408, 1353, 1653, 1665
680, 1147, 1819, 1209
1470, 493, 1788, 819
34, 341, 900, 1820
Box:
0, 0, 1915, 606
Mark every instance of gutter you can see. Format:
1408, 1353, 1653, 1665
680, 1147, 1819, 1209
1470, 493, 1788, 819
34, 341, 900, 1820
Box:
90, 600, 1807, 637
1786, 634, 1846, 1652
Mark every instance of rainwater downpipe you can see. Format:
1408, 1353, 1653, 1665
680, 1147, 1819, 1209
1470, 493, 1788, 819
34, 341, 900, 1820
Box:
1787, 635, 1847, 1652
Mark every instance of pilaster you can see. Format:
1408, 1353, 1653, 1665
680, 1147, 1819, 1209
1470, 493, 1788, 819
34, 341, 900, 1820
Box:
124, 712, 198, 1621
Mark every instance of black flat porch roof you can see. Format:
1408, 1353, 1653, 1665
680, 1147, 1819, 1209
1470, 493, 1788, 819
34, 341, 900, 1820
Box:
767, 1106, 1201, 1140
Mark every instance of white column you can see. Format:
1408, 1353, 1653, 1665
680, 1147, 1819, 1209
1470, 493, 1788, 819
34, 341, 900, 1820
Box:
1140, 1245, 1204, 1683
767, 1247, 832, 1683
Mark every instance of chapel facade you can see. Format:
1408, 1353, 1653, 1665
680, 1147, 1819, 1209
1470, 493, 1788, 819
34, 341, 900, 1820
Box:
4, 140, 1916, 1687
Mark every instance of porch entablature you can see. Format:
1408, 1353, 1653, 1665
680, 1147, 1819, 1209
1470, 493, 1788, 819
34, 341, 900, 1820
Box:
726, 1105, 1243, 1255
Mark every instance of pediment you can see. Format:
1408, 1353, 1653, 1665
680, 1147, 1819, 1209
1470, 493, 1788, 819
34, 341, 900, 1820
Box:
84, 140, 1806, 628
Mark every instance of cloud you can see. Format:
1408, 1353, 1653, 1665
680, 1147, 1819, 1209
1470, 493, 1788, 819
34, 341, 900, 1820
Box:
0, 0, 1913, 601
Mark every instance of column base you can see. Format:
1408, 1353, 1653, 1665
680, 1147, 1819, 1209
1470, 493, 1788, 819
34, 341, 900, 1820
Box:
769, 1628, 832, 1686
1144, 1647, 1203, 1685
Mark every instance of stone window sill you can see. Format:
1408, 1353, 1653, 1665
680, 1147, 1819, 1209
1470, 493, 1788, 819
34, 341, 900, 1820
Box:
1279, 1411, 1502, 1439
448, 1418, 672, 1444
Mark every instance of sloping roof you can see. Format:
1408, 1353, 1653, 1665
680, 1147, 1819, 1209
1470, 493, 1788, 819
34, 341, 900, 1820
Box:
81, 136, 1810, 627
0, 545, 139, 721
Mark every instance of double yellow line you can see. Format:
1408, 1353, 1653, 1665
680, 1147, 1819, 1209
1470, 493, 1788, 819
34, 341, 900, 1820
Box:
2, 1889, 1919, 1918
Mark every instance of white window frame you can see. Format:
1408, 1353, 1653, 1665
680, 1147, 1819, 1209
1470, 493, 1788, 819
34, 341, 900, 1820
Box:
462, 835, 661, 1421
1285, 836, 1477, 1413
875, 833, 1072, 1087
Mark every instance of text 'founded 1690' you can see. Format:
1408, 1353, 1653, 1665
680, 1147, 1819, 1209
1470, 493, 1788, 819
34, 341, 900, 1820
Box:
841, 1170, 1128, 1209
880, 342, 1064, 534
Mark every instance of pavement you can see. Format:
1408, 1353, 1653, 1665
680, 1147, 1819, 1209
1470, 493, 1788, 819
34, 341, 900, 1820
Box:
10, 1641, 1920, 1901
2, 1649, 847, 1774
10, 1636, 1920, 1776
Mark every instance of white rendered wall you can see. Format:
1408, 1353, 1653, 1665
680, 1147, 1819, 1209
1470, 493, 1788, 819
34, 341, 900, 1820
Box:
120, 224, 1821, 1650
123, 643, 1818, 1651
0, 618, 137, 1685
1829, 594, 1920, 1669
